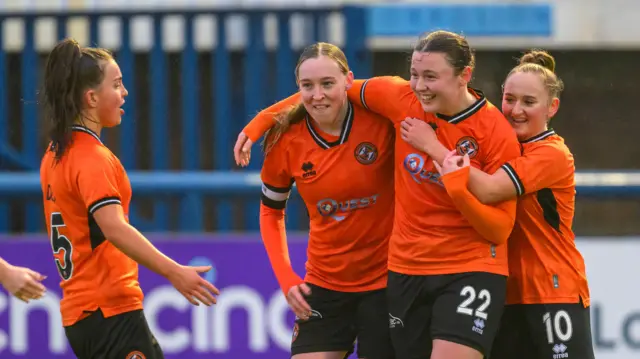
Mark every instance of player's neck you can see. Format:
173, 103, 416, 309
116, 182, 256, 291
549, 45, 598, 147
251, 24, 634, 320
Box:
440, 90, 477, 117
312, 100, 348, 136
74, 118, 102, 137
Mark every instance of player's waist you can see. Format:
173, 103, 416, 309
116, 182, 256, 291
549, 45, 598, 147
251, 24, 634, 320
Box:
388, 257, 508, 277
307, 225, 392, 249
60, 289, 144, 326
507, 252, 588, 279
388, 236, 508, 274
305, 263, 388, 292
390, 223, 490, 244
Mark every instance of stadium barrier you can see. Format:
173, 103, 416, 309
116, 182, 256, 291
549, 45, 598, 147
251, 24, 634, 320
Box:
0, 170, 639, 233
0, 4, 553, 233
0, 234, 637, 359
0, 6, 369, 233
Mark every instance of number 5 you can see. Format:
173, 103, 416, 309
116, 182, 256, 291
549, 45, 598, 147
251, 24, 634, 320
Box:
50, 212, 74, 280
457, 285, 491, 320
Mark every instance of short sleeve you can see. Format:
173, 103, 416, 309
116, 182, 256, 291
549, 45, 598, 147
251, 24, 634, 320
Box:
74, 150, 123, 214
501, 144, 572, 196
260, 141, 294, 210
347, 76, 412, 124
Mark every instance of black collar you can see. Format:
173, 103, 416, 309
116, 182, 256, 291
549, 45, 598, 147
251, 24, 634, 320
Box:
71, 125, 102, 144
305, 101, 354, 150
521, 129, 556, 144
435, 88, 487, 125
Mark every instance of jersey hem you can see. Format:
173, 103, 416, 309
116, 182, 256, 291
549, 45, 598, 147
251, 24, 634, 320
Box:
305, 274, 387, 293
507, 295, 591, 308
388, 261, 508, 277
62, 302, 144, 327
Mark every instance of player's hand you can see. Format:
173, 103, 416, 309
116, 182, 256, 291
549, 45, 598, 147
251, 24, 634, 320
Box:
233, 132, 254, 167
433, 150, 470, 175
287, 283, 312, 320
0, 265, 46, 303
167, 265, 220, 306
400, 117, 438, 153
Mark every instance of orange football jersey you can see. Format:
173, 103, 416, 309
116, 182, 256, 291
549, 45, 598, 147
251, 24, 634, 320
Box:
348, 76, 520, 276
40, 125, 143, 326
261, 102, 395, 292
501, 129, 590, 306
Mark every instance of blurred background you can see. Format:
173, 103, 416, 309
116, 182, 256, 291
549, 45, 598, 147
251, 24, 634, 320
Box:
0, 0, 638, 358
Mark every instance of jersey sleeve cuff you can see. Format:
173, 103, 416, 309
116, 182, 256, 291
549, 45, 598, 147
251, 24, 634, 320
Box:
261, 182, 292, 210
359, 79, 371, 110
501, 163, 525, 196
88, 196, 122, 214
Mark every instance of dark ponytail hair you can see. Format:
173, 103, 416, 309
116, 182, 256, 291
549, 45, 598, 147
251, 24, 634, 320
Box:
42, 38, 113, 161
262, 42, 350, 155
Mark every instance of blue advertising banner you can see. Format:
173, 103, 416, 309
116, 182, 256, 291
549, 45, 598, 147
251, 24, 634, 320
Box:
0, 234, 310, 358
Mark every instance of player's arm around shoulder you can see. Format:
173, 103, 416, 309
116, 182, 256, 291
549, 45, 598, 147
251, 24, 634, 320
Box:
502, 140, 574, 197
465, 111, 522, 204
348, 76, 413, 122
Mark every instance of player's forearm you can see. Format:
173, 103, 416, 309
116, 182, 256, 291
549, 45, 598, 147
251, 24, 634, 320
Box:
243, 93, 301, 142
442, 168, 515, 245
423, 139, 450, 166
260, 204, 303, 294
467, 167, 502, 204
107, 223, 180, 278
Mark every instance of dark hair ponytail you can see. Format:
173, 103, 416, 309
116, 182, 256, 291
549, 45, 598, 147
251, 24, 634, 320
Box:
42, 38, 113, 161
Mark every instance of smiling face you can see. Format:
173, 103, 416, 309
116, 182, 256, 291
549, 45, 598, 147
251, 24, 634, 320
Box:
501, 71, 559, 141
409, 51, 472, 115
297, 54, 353, 127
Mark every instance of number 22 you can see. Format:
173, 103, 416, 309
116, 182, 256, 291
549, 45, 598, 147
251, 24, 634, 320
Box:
50, 212, 74, 280
457, 285, 491, 320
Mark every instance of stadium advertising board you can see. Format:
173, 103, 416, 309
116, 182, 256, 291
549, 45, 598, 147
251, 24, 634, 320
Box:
0, 235, 638, 359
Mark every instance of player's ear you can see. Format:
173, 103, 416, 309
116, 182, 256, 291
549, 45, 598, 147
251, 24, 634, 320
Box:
83, 88, 98, 109
459, 66, 472, 86
345, 71, 354, 90
548, 97, 560, 119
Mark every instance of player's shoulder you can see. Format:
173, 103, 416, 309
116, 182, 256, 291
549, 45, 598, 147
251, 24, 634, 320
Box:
523, 130, 573, 162
352, 103, 393, 128
263, 121, 303, 162
66, 140, 121, 175
276, 119, 306, 145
